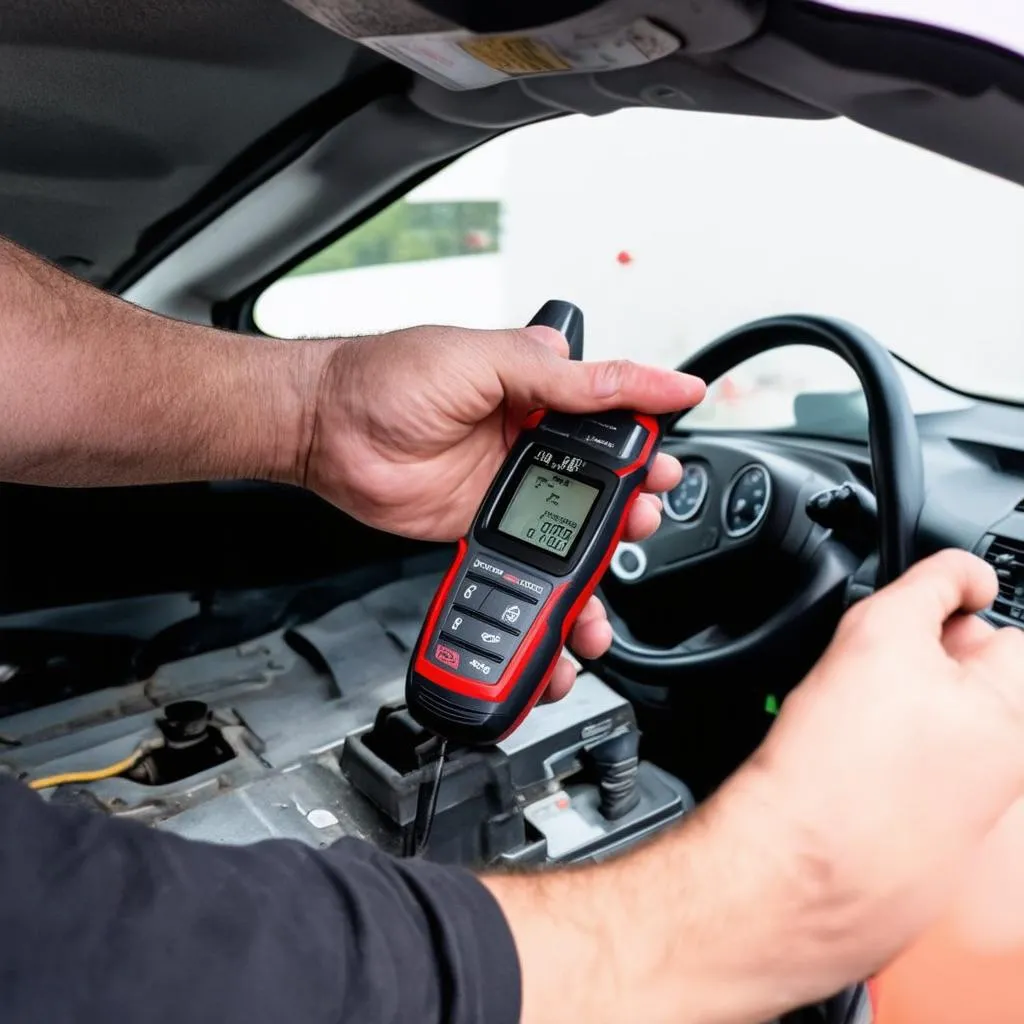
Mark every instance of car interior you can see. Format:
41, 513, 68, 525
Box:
4, 2, 1024, 1022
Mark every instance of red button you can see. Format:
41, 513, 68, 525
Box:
433, 643, 461, 670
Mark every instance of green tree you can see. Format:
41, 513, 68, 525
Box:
287, 200, 501, 278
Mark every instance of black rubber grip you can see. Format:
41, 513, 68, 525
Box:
528, 300, 585, 362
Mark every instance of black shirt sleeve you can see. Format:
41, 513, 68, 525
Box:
0, 775, 521, 1024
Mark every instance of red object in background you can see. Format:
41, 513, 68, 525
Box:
720, 376, 741, 402
616, 250, 633, 265
463, 229, 492, 251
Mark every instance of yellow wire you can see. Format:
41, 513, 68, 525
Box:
28, 747, 147, 791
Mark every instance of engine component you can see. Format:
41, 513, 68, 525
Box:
584, 728, 641, 821
126, 701, 235, 786
344, 675, 690, 864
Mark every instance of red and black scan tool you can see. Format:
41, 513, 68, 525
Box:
406, 301, 664, 746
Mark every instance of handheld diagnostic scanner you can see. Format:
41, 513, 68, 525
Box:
406, 301, 664, 746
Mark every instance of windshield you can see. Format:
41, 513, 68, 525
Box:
256, 108, 1024, 410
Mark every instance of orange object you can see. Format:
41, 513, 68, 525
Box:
873, 803, 1024, 1023
873, 931, 1024, 1023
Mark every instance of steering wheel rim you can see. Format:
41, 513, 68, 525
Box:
670, 315, 924, 586
598, 315, 924, 680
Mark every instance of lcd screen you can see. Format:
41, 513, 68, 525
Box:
497, 465, 600, 558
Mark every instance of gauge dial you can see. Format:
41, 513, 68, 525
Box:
662, 463, 709, 523
723, 464, 772, 537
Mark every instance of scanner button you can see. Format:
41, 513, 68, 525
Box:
574, 415, 644, 459
480, 590, 535, 631
454, 577, 490, 611
454, 648, 503, 686
428, 640, 502, 686
443, 610, 518, 660
429, 642, 463, 673
538, 412, 575, 437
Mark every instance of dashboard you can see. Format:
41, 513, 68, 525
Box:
787, 398, 1024, 633
660, 462, 771, 536
611, 392, 1024, 631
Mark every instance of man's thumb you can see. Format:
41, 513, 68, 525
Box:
871, 549, 998, 636
505, 329, 706, 416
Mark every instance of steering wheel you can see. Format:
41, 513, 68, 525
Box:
600, 315, 925, 680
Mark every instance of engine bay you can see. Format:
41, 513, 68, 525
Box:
0, 572, 690, 866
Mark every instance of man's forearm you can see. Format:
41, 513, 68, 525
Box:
0, 237, 331, 487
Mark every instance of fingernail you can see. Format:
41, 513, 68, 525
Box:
675, 372, 707, 401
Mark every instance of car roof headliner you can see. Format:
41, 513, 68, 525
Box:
0, 0, 378, 283
5, 0, 1024, 297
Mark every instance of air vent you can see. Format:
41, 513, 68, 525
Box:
984, 536, 1024, 621
1015, 497, 1024, 513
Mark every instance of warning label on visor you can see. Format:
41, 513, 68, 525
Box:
367, 18, 679, 90
284, 1, 680, 91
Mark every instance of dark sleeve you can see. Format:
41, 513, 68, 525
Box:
0, 776, 521, 1024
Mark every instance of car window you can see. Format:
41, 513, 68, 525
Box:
681, 347, 859, 433
255, 107, 1024, 413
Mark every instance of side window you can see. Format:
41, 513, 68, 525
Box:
254, 170, 506, 340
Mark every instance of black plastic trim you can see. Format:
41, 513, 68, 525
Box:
224, 115, 567, 333
108, 62, 409, 296
603, 534, 858, 676
224, 136, 486, 333
783, 0, 1024, 101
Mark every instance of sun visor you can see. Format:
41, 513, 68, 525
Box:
281, 0, 766, 90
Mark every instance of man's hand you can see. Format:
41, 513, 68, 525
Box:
302, 324, 704, 539
300, 324, 705, 697
0, 239, 704, 695
487, 550, 1024, 1024
715, 549, 1024, 1012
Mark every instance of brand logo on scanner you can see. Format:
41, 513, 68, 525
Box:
472, 559, 544, 595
